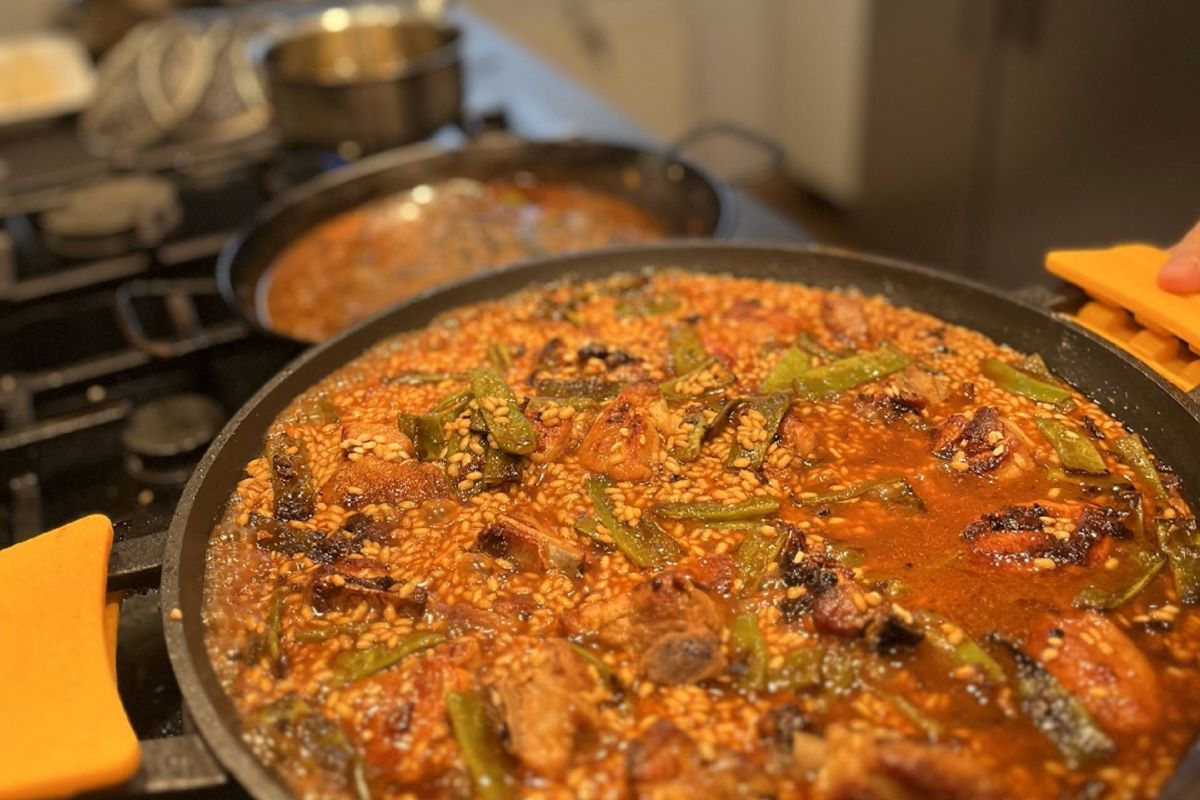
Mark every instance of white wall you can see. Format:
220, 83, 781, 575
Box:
466, 0, 871, 205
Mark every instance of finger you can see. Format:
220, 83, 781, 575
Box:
1157, 219, 1200, 294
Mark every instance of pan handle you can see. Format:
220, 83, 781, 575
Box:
0, 516, 229, 798
666, 120, 786, 186
114, 278, 249, 359
1019, 245, 1200, 407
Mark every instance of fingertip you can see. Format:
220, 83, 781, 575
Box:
1157, 255, 1200, 294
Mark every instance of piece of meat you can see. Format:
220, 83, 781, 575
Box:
714, 298, 800, 346
812, 581, 872, 637
821, 294, 872, 346
962, 503, 1130, 568
932, 407, 1015, 475
577, 383, 662, 482
475, 514, 584, 577
780, 412, 818, 458
690, 553, 736, 596
866, 613, 925, 654
524, 401, 583, 465
628, 720, 774, 800
813, 725, 1008, 800
321, 458, 452, 509
565, 571, 727, 684
860, 366, 952, 423
494, 640, 601, 777
1031, 612, 1163, 735
306, 560, 427, 619
339, 421, 415, 459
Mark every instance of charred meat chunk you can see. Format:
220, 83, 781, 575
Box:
812, 582, 872, 637
474, 514, 584, 577
577, 342, 640, 368
267, 434, 317, 521
628, 720, 773, 800
307, 561, 426, 619
962, 503, 1131, 567
866, 613, 925, 654
322, 458, 452, 509
932, 406, 1012, 474
565, 571, 726, 684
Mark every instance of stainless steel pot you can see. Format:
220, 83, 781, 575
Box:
258, 5, 462, 153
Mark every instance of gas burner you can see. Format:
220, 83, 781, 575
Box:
121, 393, 225, 486
39, 174, 182, 259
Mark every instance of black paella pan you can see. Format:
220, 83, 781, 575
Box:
9, 243, 1200, 799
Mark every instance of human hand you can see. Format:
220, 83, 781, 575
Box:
1157, 220, 1200, 293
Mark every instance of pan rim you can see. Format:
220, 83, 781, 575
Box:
166, 241, 1200, 800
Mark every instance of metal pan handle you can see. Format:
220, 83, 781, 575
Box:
666, 120, 786, 186
114, 278, 249, 359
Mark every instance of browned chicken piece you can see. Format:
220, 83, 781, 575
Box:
322, 458, 452, 508
629, 720, 775, 800
932, 406, 1022, 475
779, 411, 818, 458
813, 725, 1009, 800
710, 298, 801, 348
339, 420, 416, 458
690, 553, 736, 596
862, 366, 954, 423
821, 294, 872, 346
306, 558, 427, 619
962, 503, 1131, 569
474, 513, 584, 577
1031, 612, 1163, 735
565, 571, 727, 684
494, 639, 602, 777
577, 383, 663, 481
526, 406, 580, 464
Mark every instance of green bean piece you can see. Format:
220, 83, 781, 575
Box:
1046, 467, 1133, 493
1157, 517, 1200, 605
386, 372, 466, 385
266, 434, 317, 521
669, 325, 708, 376
795, 332, 839, 362
1074, 551, 1166, 610
727, 393, 791, 470
331, 631, 447, 682
670, 412, 708, 462
481, 446, 521, 487
569, 643, 625, 704
432, 389, 474, 416
446, 690, 516, 800
1035, 419, 1108, 475
1113, 435, 1170, 503
981, 358, 1073, 404
734, 528, 787, 594
487, 342, 512, 371
253, 696, 370, 800
881, 692, 942, 741
397, 412, 448, 461
919, 612, 1006, 684
795, 476, 924, 511
653, 497, 781, 522
758, 347, 810, 393
660, 357, 735, 404
1016, 353, 1064, 385
263, 587, 284, 668
585, 475, 684, 568
293, 622, 370, 644
470, 367, 536, 455
532, 377, 624, 402
991, 636, 1115, 766
730, 614, 769, 693
792, 344, 911, 398
775, 646, 825, 691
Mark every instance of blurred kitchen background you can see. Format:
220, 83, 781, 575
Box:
2, 0, 1199, 289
